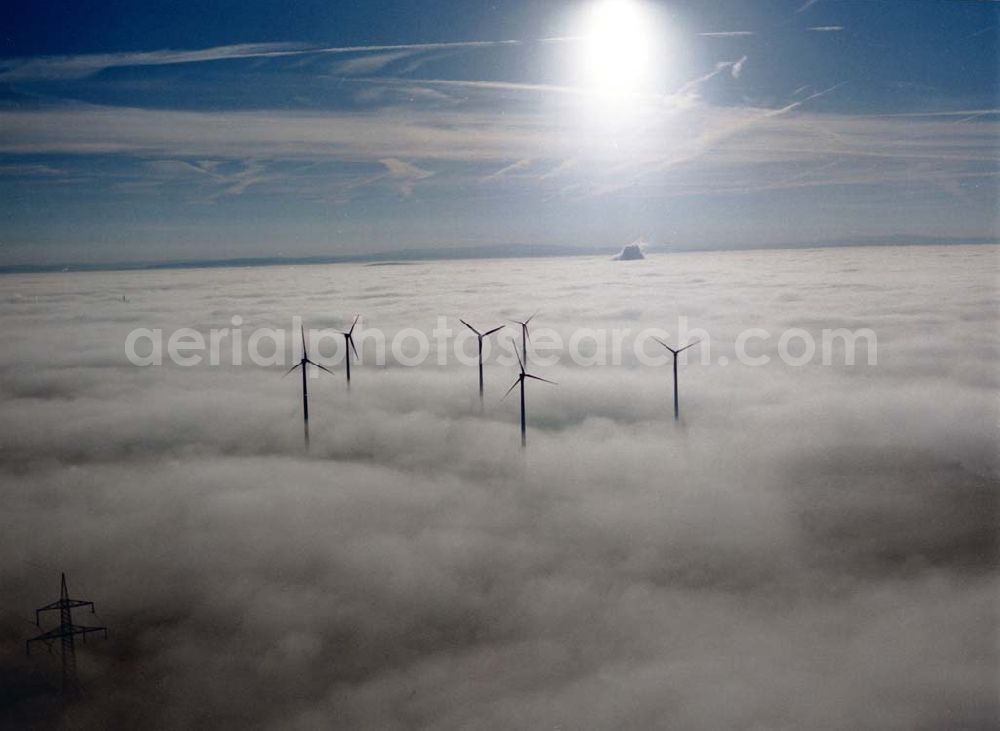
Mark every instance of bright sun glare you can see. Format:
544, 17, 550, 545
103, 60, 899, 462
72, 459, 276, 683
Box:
581, 0, 654, 96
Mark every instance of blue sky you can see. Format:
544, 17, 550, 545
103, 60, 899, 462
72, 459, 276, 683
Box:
0, 0, 997, 264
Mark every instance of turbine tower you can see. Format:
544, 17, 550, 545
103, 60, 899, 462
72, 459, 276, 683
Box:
510, 313, 536, 366
340, 315, 361, 388
27, 573, 108, 695
284, 325, 334, 446
503, 348, 555, 447
653, 338, 701, 421
460, 319, 504, 404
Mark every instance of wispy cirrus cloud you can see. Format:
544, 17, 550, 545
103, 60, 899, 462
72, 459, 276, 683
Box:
0, 163, 68, 176
137, 159, 279, 202
379, 158, 434, 197
480, 158, 535, 183
763, 82, 845, 117
329, 51, 421, 77
808, 26, 845, 32
0, 91, 991, 178
674, 57, 748, 99
0, 39, 525, 82
348, 76, 600, 99
865, 109, 999, 119
731, 56, 748, 79
0, 33, 993, 213
538, 158, 577, 181
350, 57, 748, 108
0, 43, 310, 81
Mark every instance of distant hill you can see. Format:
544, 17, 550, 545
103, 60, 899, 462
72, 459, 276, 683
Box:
1, 236, 995, 274
0, 243, 614, 274
612, 243, 646, 261
645, 235, 998, 254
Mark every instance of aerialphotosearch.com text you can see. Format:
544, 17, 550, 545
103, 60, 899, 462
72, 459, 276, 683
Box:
124, 316, 877, 369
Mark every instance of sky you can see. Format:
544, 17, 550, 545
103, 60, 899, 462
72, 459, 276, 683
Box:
1, 246, 997, 726
0, 0, 998, 264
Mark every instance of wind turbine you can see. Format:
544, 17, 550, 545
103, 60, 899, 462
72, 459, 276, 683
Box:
340, 315, 360, 388
653, 338, 701, 421
503, 347, 556, 447
284, 325, 334, 446
509, 312, 537, 365
460, 319, 504, 404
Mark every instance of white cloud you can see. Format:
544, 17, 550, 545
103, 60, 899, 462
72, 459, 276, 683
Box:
673, 59, 746, 99
0, 246, 997, 726
731, 55, 748, 79
480, 158, 534, 183
329, 51, 422, 77
379, 157, 434, 197
0, 43, 310, 81
0, 40, 525, 82
0, 80, 994, 205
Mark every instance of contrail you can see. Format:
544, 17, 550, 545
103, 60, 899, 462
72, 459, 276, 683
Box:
764, 82, 846, 117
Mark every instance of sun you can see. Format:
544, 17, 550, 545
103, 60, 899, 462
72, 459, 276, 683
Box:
581, 0, 654, 96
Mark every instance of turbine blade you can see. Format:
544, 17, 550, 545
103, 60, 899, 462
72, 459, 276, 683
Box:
677, 339, 702, 354
525, 311, 538, 325
301, 324, 308, 360
348, 314, 360, 335
460, 319, 481, 336
283, 363, 302, 377
313, 362, 336, 376
347, 334, 359, 360
525, 374, 557, 385
514, 346, 525, 373
502, 378, 521, 400
652, 337, 677, 354
482, 325, 504, 337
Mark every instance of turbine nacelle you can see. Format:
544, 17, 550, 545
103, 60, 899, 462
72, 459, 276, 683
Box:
652, 337, 701, 357
283, 357, 334, 377
283, 323, 334, 377
502, 347, 556, 399
460, 319, 504, 341
509, 312, 537, 339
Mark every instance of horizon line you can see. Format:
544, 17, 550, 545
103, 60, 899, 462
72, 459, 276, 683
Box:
1, 237, 996, 275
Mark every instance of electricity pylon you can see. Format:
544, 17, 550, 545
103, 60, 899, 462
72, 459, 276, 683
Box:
26, 573, 108, 695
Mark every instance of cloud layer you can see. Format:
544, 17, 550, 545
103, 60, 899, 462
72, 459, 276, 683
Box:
1, 245, 997, 727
